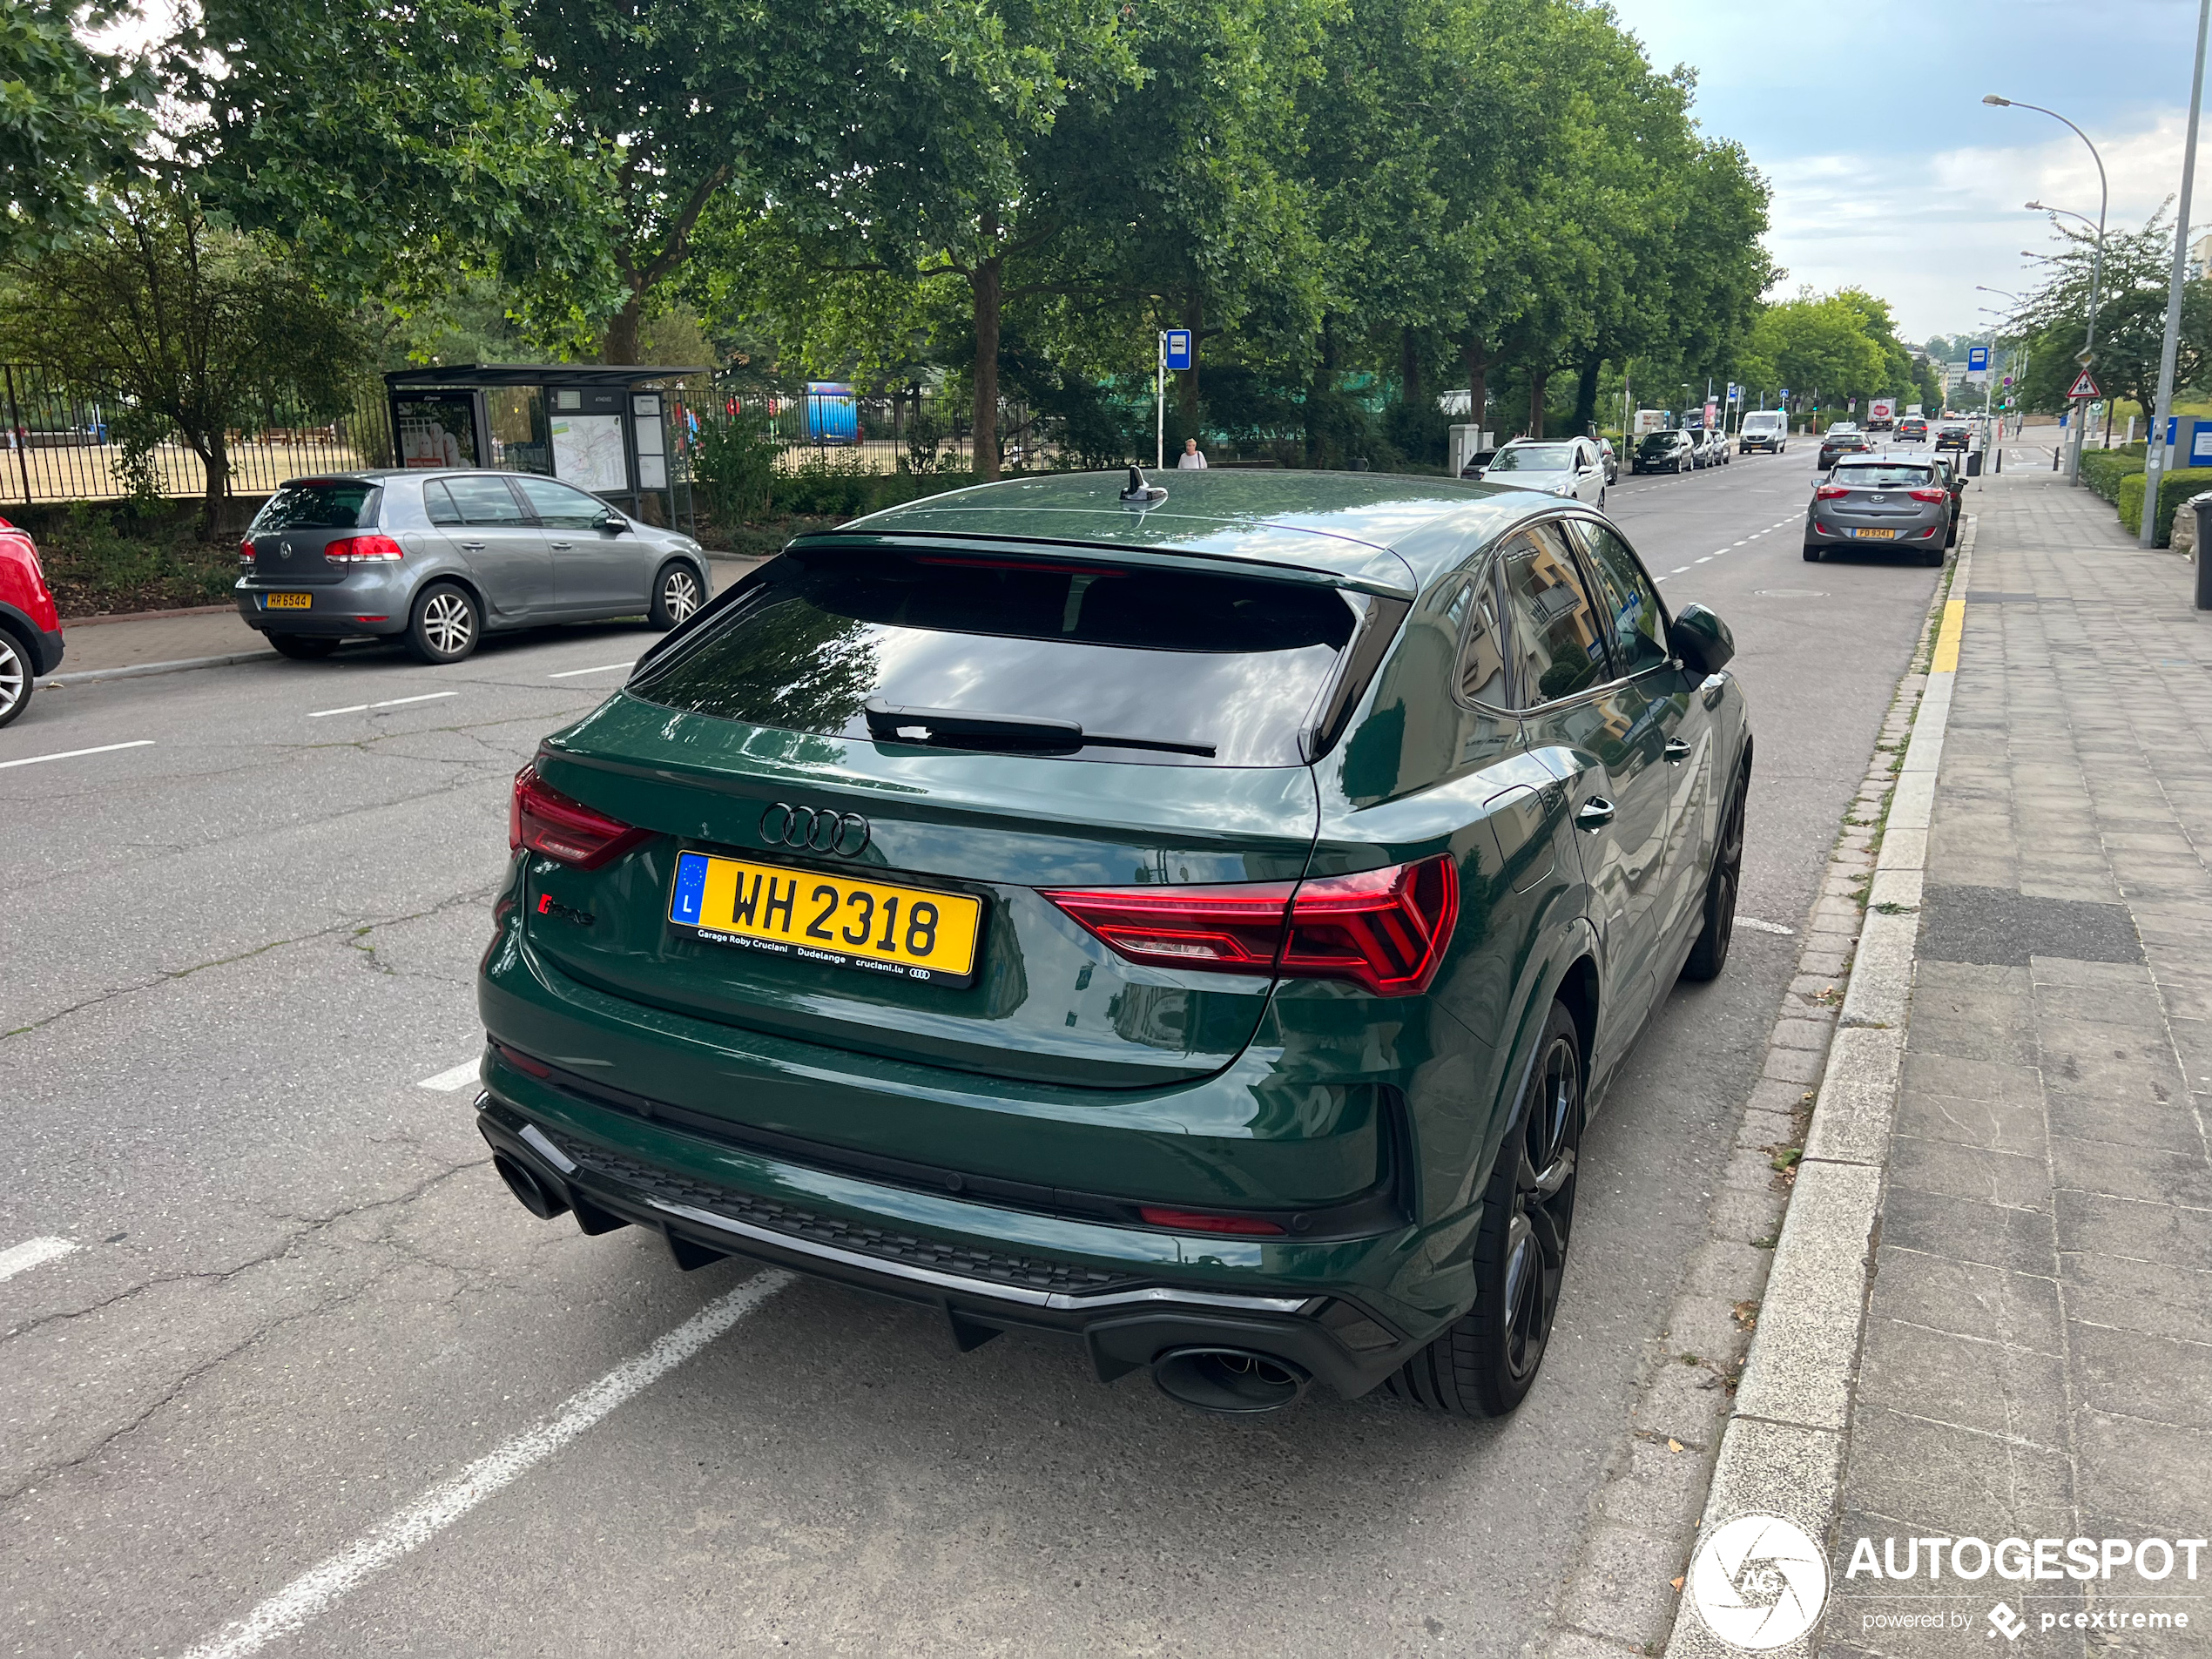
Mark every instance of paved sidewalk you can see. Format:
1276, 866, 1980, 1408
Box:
1825, 470, 2212, 1653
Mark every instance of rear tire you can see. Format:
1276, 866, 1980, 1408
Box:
267, 633, 341, 661
1803, 543, 1823, 561
406, 582, 480, 664
1920, 547, 1945, 567
648, 561, 704, 631
0, 626, 32, 729
1388, 1000, 1585, 1420
1682, 761, 1748, 982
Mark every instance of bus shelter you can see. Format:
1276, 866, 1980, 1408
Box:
383, 364, 709, 529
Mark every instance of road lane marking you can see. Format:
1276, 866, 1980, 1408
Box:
307, 691, 460, 719
417, 1061, 482, 1093
547, 662, 637, 680
1671, 566, 1689, 574
1737, 918, 1796, 935
0, 1236, 77, 1283
179, 1271, 794, 1659
0, 739, 154, 772
1695, 556, 1712, 563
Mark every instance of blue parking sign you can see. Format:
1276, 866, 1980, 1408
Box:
1163, 330, 1193, 372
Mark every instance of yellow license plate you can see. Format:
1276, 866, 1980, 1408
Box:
265, 592, 312, 609
668, 851, 982, 987
1853, 528, 1898, 540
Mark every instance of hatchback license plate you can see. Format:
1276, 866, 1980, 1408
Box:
1852, 528, 1898, 540
668, 851, 981, 987
265, 592, 312, 609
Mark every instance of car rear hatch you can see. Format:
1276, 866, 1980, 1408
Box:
515, 542, 1408, 1096
1823, 464, 1943, 524
241, 478, 384, 583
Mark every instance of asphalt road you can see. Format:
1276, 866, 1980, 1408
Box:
0, 446, 1948, 1657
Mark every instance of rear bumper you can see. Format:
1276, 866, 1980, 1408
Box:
31, 623, 63, 674
235, 576, 409, 636
475, 1089, 1426, 1399
1805, 515, 1947, 547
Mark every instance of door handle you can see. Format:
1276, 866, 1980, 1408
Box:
459, 540, 486, 552
1663, 738, 1691, 764
1576, 797, 1615, 832
549, 541, 572, 551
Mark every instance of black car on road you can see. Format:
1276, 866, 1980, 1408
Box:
1632, 430, 1694, 475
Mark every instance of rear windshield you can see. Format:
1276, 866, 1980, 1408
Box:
1488, 444, 1573, 471
1637, 432, 1681, 450
1835, 464, 1937, 487
253, 482, 379, 530
628, 546, 1359, 766
1743, 414, 1783, 428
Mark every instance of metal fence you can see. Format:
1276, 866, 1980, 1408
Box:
0, 363, 395, 508
698, 388, 1043, 473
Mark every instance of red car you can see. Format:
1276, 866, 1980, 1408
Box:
0, 515, 65, 727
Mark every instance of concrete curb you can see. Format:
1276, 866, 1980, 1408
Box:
41, 651, 273, 688
1662, 521, 1974, 1659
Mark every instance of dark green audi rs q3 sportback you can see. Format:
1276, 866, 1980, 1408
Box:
475, 469, 1750, 1419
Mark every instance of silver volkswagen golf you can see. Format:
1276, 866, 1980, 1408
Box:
235, 470, 713, 664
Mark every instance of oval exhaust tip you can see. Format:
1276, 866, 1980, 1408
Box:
1151, 1347, 1310, 1414
492, 1151, 569, 1221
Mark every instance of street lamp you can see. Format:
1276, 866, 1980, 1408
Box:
2143, 0, 2212, 554
1986, 93, 2107, 484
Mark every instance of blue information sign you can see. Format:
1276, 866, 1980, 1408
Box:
1163, 330, 1193, 372
1967, 346, 1990, 372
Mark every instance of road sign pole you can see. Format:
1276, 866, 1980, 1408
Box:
1156, 331, 1164, 471
2144, 0, 2212, 546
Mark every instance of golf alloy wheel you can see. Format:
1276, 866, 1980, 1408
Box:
0, 629, 30, 729
650, 563, 704, 630
408, 583, 480, 664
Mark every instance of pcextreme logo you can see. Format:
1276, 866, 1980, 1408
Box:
1689, 1514, 1831, 1649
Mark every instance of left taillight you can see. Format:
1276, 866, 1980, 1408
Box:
325, 534, 406, 563
509, 763, 649, 869
1044, 853, 1459, 999
239, 536, 255, 564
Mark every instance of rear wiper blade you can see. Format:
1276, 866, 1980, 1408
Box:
862, 698, 1215, 758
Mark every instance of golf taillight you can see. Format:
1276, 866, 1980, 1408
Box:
1136, 1206, 1285, 1236
1815, 484, 1850, 500
239, 537, 255, 563
1909, 487, 1947, 502
325, 533, 406, 563
509, 763, 648, 868
1044, 853, 1459, 998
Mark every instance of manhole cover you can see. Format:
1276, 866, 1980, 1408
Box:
1753, 588, 1828, 597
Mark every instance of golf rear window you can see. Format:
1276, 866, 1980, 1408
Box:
253, 482, 379, 530
627, 546, 1359, 765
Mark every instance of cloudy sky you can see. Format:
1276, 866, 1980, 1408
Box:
1613, 0, 2207, 345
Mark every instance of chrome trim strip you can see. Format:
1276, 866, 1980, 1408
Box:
520, 1123, 577, 1174
648, 1199, 1310, 1316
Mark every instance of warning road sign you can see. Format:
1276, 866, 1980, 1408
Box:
2067, 369, 2101, 400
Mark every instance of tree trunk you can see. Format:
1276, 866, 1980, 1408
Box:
1527, 365, 1548, 440
1572, 354, 1602, 435
601, 291, 644, 366
1179, 290, 1203, 438
1400, 327, 1423, 407
971, 240, 1002, 482
1307, 313, 1339, 467
1462, 336, 1488, 436
196, 433, 229, 539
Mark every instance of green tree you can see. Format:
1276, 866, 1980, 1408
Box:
0, 1, 150, 258
0, 185, 365, 533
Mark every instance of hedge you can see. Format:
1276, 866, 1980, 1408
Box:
2117, 466, 2212, 543
2080, 443, 2146, 506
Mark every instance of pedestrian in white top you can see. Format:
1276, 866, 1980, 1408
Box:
1177, 437, 1207, 469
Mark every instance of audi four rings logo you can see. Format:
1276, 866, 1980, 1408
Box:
760, 803, 871, 856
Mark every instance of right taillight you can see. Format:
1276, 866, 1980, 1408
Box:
509, 763, 648, 868
1043, 853, 1459, 998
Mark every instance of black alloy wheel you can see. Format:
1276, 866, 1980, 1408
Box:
1388, 999, 1585, 1419
268, 633, 341, 661
0, 627, 31, 729
649, 562, 704, 630
1682, 761, 1748, 982
407, 581, 481, 664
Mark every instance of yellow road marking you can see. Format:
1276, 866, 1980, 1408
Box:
1932, 598, 1966, 674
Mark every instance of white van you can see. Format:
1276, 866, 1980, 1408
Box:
1738, 410, 1788, 455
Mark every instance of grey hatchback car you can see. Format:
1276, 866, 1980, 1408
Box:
235, 470, 713, 664
1804, 455, 1952, 564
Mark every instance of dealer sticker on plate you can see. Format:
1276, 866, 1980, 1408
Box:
668, 850, 981, 987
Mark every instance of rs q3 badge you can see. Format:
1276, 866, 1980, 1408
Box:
759, 803, 871, 857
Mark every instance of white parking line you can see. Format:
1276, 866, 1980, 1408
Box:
417, 1061, 482, 1093
307, 691, 460, 719
0, 739, 155, 772
1737, 918, 1796, 935
547, 662, 636, 680
179, 1271, 792, 1659
0, 1236, 77, 1284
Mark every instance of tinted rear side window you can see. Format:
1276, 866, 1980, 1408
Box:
253, 482, 379, 530
1500, 527, 1609, 706
628, 546, 1358, 766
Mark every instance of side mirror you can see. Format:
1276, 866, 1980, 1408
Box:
597, 511, 630, 534
1669, 603, 1736, 676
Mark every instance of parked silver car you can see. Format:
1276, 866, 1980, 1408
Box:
1804, 455, 1950, 565
234, 471, 712, 664
1480, 436, 1608, 506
